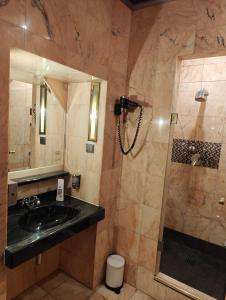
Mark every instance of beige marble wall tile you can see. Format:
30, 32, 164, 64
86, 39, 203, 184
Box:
115, 227, 140, 263
65, 81, 106, 206
38, 179, 58, 195
187, 190, 216, 217
99, 169, 121, 203
146, 142, 168, 177
143, 175, 164, 210
136, 267, 166, 299
148, 120, 171, 144
180, 65, 203, 83
116, 199, 142, 234
176, 82, 202, 116
140, 205, 161, 241
156, 24, 196, 74
24, 31, 66, 66
94, 229, 113, 266
199, 220, 226, 246
196, 116, 224, 143
120, 166, 146, 205
165, 206, 185, 232
124, 257, 138, 287
67, 103, 90, 138
109, 1, 131, 75
203, 62, 226, 81
138, 236, 157, 273
9, 81, 33, 171
173, 115, 197, 140
183, 214, 211, 240
189, 168, 217, 193
0, 0, 25, 27
17, 182, 39, 200
167, 185, 188, 213
194, 0, 226, 29
182, 58, 204, 66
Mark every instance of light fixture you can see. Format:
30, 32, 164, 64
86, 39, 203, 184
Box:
39, 84, 47, 136
88, 81, 101, 142
21, 24, 27, 30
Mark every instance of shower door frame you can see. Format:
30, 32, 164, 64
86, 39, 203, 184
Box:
153, 52, 226, 300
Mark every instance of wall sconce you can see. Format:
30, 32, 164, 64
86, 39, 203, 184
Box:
39, 84, 47, 135
88, 81, 101, 142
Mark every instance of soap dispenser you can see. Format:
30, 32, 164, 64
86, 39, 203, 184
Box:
72, 174, 81, 190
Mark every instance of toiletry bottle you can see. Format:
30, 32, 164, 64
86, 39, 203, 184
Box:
56, 178, 64, 201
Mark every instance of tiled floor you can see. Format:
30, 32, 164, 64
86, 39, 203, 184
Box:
13, 271, 155, 300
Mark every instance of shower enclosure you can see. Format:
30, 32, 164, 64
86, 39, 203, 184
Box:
156, 56, 226, 300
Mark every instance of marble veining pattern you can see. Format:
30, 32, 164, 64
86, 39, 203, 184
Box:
31, 0, 53, 39
0, 0, 9, 7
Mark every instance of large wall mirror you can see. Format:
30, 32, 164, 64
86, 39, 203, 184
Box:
9, 49, 104, 176
9, 78, 66, 172
9, 51, 67, 172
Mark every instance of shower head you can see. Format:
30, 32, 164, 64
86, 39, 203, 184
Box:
195, 88, 209, 102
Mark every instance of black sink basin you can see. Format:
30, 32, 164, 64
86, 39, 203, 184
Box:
19, 205, 80, 232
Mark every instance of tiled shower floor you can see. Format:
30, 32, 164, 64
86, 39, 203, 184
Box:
13, 271, 154, 300
160, 228, 226, 300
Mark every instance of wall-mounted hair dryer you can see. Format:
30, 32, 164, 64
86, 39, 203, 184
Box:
115, 96, 143, 155
114, 96, 141, 115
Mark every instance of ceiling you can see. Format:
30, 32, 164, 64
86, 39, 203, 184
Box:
121, 0, 174, 10
10, 49, 100, 84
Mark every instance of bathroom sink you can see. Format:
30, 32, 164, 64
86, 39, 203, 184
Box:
19, 205, 80, 232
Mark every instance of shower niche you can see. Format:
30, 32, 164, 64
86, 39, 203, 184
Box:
171, 139, 221, 169
156, 55, 226, 300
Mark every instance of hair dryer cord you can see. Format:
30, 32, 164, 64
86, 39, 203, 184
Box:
117, 106, 143, 155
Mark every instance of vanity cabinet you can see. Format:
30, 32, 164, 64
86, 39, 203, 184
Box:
7, 245, 59, 299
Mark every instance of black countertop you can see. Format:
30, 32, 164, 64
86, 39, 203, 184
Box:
5, 191, 105, 268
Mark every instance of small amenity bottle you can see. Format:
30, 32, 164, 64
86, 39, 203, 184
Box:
56, 178, 64, 201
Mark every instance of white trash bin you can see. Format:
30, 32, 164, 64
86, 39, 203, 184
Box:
105, 254, 125, 294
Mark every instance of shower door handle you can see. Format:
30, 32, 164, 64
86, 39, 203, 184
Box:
9, 150, 16, 154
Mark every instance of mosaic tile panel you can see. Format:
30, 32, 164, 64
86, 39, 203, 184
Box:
171, 139, 221, 169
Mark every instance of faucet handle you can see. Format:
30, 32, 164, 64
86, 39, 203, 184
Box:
22, 197, 31, 208
33, 195, 40, 205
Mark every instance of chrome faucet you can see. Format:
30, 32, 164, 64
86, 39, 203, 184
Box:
22, 195, 40, 208
191, 153, 202, 166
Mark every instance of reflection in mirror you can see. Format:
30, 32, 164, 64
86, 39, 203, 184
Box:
9, 73, 66, 172
156, 56, 226, 300
88, 81, 101, 142
9, 80, 33, 170
9, 49, 104, 174
39, 84, 47, 136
